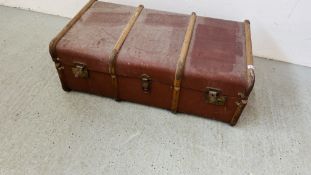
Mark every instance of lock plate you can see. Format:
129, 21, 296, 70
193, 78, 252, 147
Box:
141, 74, 152, 93
205, 87, 227, 105
72, 63, 88, 78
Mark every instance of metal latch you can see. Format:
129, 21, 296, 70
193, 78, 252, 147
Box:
72, 63, 88, 78
205, 87, 227, 105
141, 74, 152, 93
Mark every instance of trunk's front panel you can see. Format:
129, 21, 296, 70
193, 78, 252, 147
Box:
118, 77, 173, 109
61, 63, 239, 123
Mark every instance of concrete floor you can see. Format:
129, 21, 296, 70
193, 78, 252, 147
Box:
0, 5, 311, 175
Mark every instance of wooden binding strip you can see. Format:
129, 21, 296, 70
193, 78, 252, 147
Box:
171, 12, 197, 112
49, 0, 97, 60
109, 5, 144, 100
244, 20, 254, 79
230, 20, 254, 126
245, 20, 255, 97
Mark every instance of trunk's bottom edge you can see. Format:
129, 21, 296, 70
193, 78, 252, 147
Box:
59, 87, 244, 126
56, 66, 246, 126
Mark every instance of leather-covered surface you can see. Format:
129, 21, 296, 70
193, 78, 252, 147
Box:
183, 17, 247, 96
55, 1, 247, 97
52, 1, 254, 124
116, 9, 189, 85
56, 2, 135, 73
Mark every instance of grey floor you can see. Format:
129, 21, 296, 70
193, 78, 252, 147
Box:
1, 6, 311, 175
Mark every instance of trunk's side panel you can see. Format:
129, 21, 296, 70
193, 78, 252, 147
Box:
229, 20, 256, 126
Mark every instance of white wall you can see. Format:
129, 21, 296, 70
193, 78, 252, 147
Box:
1, 0, 310, 67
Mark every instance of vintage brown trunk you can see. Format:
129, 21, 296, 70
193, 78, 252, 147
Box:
49, 0, 255, 126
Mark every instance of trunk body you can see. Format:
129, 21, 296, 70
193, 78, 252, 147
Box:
50, 0, 255, 125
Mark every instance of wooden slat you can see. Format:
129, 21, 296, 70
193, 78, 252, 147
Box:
244, 20, 255, 83
49, 0, 97, 60
230, 20, 255, 126
108, 5, 144, 100
171, 12, 197, 112
244, 20, 254, 67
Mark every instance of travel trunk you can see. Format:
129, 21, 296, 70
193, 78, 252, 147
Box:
49, 0, 255, 126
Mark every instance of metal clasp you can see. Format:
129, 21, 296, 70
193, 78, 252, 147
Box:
205, 87, 227, 105
141, 74, 152, 93
72, 63, 88, 78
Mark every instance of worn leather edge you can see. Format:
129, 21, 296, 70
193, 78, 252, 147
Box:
109, 5, 144, 100
54, 61, 71, 92
230, 20, 255, 126
171, 12, 197, 113
49, 0, 97, 61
